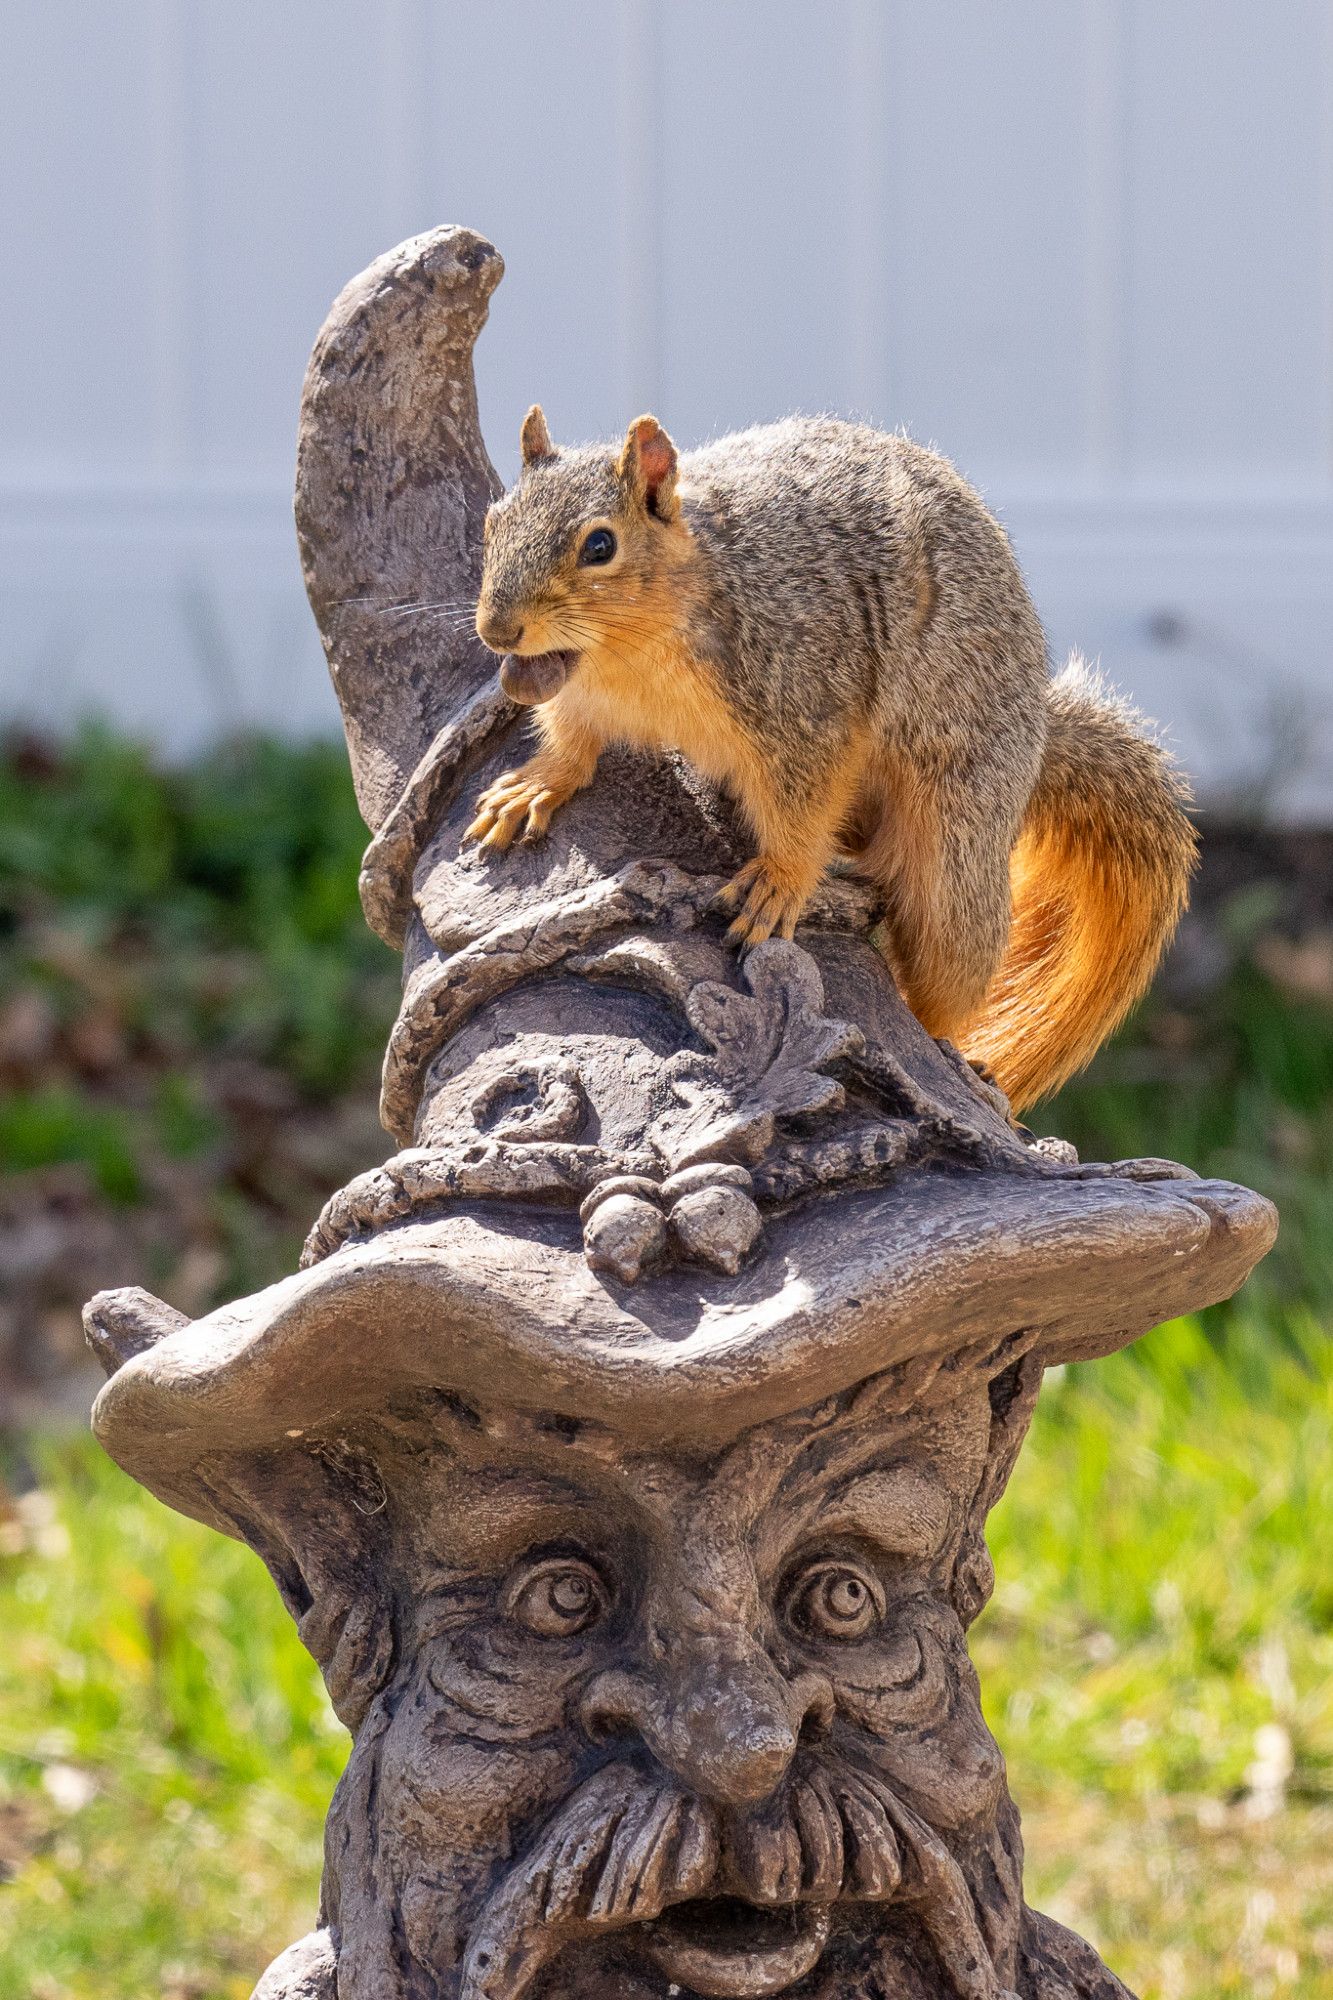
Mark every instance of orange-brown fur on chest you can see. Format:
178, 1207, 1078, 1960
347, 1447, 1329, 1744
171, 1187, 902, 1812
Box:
546, 621, 751, 791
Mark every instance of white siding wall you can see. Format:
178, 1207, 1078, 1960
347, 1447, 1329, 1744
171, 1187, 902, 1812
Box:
2, 0, 1332, 811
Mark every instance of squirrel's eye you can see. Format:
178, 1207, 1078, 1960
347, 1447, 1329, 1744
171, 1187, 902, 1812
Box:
505, 1557, 610, 1639
579, 527, 617, 566
785, 1560, 885, 1643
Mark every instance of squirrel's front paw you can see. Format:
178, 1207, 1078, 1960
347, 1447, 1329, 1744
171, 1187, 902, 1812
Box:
465, 769, 565, 850
716, 857, 810, 946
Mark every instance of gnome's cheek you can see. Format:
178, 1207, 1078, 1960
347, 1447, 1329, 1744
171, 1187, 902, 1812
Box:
424, 1647, 585, 1742
833, 1607, 970, 1729
831, 1619, 1005, 1828
831, 1631, 947, 1744
844, 1634, 1007, 1832
399, 1869, 474, 1977
381, 1701, 578, 1856
871, 1707, 1008, 1834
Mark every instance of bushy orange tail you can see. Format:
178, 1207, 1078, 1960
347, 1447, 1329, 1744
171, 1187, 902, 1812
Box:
961, 658, 1197, 1112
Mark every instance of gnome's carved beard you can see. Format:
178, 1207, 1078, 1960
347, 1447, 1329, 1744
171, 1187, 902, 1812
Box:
459, 1753, 1017, 2000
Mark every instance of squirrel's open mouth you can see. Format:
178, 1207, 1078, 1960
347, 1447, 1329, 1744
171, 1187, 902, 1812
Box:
498, 649, 578, 705
637, 1896, 832, 1997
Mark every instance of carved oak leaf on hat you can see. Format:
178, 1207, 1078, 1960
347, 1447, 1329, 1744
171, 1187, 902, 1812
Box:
581, 940, 866, 1283
651, 939, 864, 1173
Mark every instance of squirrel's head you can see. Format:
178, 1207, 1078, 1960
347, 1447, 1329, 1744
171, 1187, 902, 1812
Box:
476, 407, 684, 703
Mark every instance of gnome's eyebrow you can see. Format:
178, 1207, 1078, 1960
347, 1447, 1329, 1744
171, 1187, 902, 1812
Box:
812, 1464, 956, 1562
418, 1480, 612, 1578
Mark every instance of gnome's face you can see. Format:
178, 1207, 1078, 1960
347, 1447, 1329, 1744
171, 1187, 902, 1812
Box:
321, 1382, 1024, 2000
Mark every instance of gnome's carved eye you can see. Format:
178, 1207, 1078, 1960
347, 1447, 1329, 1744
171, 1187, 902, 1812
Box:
505, 1557, 610, 1639
785, 1560, 886, 1643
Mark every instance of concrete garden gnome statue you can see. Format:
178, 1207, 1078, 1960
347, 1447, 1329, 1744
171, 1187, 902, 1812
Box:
85, 228, 1276, 2000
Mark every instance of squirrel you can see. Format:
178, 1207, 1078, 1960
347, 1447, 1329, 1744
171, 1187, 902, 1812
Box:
465, 406, 1196, 1111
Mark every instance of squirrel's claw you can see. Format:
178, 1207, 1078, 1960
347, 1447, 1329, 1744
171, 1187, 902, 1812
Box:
718, 856, 807, 947
466, 769, 564, 849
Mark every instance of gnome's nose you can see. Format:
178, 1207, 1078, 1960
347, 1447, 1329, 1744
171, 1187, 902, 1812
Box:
581, 1660, 832, 1806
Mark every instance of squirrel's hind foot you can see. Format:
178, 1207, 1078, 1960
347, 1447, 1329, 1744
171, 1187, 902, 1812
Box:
716, 856, 810, 947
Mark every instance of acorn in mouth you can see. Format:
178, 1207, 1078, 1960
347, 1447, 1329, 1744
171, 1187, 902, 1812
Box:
498, 650, 577, 705
639, 1897, 832, 1998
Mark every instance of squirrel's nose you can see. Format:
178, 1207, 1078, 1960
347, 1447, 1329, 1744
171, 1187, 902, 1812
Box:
477, 610, 523, 652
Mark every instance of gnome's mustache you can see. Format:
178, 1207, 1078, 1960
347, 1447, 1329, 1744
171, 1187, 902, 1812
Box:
460, 1755, 1013, 2000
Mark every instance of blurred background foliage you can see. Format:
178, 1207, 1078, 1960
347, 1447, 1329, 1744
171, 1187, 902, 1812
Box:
1, 730, 1331, 1997
0, 729, 393, 1416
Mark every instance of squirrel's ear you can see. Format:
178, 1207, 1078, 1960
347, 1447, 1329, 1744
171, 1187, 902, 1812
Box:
520, 404, 556, 466
618, 415, 679, 521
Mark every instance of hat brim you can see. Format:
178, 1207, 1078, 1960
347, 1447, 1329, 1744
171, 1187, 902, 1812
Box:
92, 1164, 1275, 1525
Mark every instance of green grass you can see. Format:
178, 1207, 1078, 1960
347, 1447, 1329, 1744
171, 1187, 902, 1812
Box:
1, 732, 1331, 1996
0, 1441, 340, 1999
980, 1314, 1333, 1995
